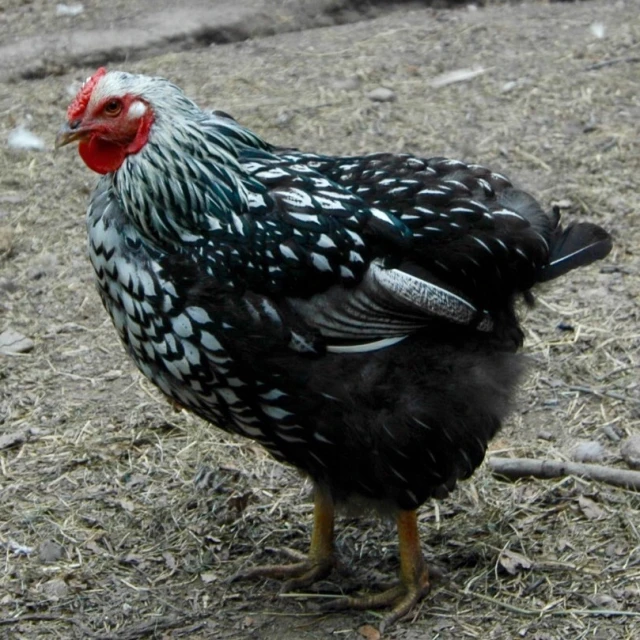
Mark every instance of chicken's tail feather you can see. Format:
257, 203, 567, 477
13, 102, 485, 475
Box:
540, 217, 612, 282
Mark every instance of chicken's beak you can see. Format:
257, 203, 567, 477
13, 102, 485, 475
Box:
55, 121, 89, 148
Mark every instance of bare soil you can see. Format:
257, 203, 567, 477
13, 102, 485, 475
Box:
1, 1, 639, 639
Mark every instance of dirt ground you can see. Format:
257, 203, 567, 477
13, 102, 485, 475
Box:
1, 0, 639, 638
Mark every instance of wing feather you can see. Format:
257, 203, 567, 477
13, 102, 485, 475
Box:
288, 259, 493, 348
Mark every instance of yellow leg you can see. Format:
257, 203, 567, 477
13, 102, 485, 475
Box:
323, 509, 430, 632
233, 485, 335, 590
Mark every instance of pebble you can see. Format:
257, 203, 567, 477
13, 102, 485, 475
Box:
601, 424, 622, 442
40, 578, 69, 600
274, 111, 293, 127
620, 435, 640, 470
358, 624, 381, 640
572, 440, 605, 463
0, 328, 34, 355
501, 80, 518, 94
367, 87, 396, 102
588, 593, 619, 610
39, 540, 64, 563
0, 429, 29, 450
332, 77, 360, 91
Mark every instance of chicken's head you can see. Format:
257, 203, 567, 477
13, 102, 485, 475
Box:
56, 68, 155, 175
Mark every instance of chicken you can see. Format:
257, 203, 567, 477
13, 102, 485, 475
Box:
56, 68, 612, 630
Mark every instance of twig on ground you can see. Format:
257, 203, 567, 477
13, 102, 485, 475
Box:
457, 589, 640, 618
487, 457, 640, 491
586, 56, 640, 71
566, 384, 637, 404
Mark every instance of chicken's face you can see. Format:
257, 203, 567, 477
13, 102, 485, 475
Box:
56, 68, 155, 175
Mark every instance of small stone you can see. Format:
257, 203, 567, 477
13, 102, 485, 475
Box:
274, 111, 293, 127
499, 549, 532, 575
41, 578, 69, 600
620, 435, 640, 470
332, 76, 360, 91
367, 87, 396, 102
602, 424, 622, 442
358, 624, 381, 640
39, 540, 64, 563
537, 430, 555, 441
0, 429, 29, 450
588, 593, 619, 610
0, 329, 34, 355
572, 440, 605, 463
578, 495, 606, 520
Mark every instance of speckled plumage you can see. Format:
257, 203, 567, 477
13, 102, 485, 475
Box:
79, 70, 612, 512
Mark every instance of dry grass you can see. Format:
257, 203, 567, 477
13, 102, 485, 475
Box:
1, 1, 639, 638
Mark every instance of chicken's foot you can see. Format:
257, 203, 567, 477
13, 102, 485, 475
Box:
322, 509, 430, 633
232, 485, 335, 591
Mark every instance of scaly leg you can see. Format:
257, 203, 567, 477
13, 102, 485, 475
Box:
233, 484, 336, 591
324, 509, 430, 632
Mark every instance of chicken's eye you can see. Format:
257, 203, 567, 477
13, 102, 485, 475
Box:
103, 100, 122, 117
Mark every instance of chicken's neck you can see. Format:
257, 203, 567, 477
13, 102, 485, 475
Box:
110, 115, 264, 249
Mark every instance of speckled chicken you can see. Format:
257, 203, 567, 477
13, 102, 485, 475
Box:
57, 68, 612, 630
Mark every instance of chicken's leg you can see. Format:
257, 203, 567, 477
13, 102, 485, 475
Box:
324, 509, 430, 631
234, 484, 335, 590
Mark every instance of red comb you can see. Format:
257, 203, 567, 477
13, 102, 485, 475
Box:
67, 67, 107, 120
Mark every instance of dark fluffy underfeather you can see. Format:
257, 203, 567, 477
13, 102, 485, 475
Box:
279, 332, 525, 510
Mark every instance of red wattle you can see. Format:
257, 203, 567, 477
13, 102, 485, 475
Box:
79, 138, 126, 175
